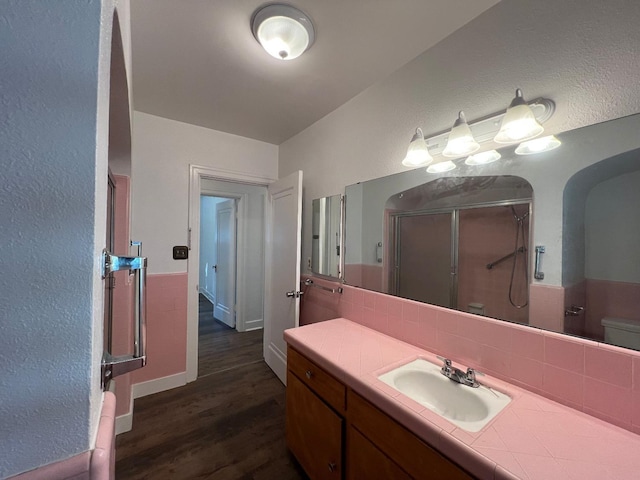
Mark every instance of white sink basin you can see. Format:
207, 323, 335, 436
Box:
378, 358, 511, 432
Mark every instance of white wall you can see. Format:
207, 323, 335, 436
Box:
131, 112, 278, 275
586, 170, 640, 283
0, 1, 114, 477
279, 0, 640, 286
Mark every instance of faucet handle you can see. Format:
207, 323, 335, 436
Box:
437, 356, 453, 375
437, 356, 452, 366
465, 367, 484, 386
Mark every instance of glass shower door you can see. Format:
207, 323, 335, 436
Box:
394, 212, 454, 308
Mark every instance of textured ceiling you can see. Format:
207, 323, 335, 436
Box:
130, 0, 500, 144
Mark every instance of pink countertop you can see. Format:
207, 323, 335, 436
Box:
284, 318, 640, 480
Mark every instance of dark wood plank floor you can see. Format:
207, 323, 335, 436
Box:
198, 295, 263, 378
115, 296, 307, 480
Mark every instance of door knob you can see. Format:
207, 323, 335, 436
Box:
285, 290, 304, 298
212, 264, 217, 272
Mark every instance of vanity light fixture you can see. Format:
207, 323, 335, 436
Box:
515, 135, 562, 155
251, 4, 315, 60
402, 128, 433, 167
401, 88, 554, 169
426, 160, 457, 174
442, 111, 480, 157
493, 89, 545, 144
465, 150, 501, 165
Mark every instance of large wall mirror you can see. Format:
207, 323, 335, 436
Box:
344, 113, 640, 351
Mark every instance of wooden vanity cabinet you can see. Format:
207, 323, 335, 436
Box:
347, 390, 473, 480
286, 347, 346, 479
286, 347, 473, 480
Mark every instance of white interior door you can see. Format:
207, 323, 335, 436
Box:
214, 199, 237, 328
264, 170, 302, 384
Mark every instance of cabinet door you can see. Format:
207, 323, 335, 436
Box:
348, 390, 473, 480
348, 426, 411, 480
286, 371, 343, 479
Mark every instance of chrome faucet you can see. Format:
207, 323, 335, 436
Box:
438, 357, 482, 388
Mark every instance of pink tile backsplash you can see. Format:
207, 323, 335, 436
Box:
583, 377, 633, 426
511, 326, 544, 361
300, 275, 640, 434
509, 354, 544, 390
544, 334, 585, 373
585, 344, 633, 388
542, 364, 584, 408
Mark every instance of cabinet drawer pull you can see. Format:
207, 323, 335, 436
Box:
305, 370, 313, 379
328, 462, 337, 472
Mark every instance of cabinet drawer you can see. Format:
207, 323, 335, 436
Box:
348, 390, 473, 480
287, 346, 346, 413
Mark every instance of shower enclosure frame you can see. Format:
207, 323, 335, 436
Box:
388, 199, 532, 315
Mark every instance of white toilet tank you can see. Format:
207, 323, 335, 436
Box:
601, 317, 640, 350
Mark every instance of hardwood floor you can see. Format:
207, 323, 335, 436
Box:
198, 295, 263, 378
115, 296, 307, 480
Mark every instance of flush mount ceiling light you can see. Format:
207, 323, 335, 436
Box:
494, 89, 545, 144
515, 135, 562, 155
426, 160, 457, 174
251, 4, 315, 60
465, 150, 501, 165
442, 111, 480, 158
402, 128, 433, 167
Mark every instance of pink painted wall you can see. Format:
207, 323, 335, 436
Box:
563, 280, 587, 337
300, 276, 640, 434
130, 273, 188, 383
585, 279, 640, 341
344, 264, 383, 293
528, 284, 565, 332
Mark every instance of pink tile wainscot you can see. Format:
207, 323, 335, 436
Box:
130, 273, 188, 383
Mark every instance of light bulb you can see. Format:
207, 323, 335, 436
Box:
465, 150, 501, 165
402, 128, 433, 167
494, 89, 544, 144
515, 135, 561, 155
442, 111, 480, 157
427, 160, 456, 173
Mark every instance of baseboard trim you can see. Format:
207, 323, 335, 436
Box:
132, 372, 187, 399
244, 318, 264, 331
115, 411, 133, 435
200, 288, 215, 306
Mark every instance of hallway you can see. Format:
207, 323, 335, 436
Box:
115, 297, 307, 479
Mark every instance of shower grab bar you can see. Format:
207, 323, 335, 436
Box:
534, 245, 545, 280
486, 246, 526, 270
100, 248, 147, 389
304, 278, 343, 294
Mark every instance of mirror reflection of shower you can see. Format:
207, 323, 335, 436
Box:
388, 197, 532, 325
485, 205, 530, 309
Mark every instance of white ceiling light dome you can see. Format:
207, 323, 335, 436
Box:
251, 4, 315, 60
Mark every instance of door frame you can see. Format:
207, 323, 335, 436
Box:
188, 165, 276, 383
200, 194, 239, 328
